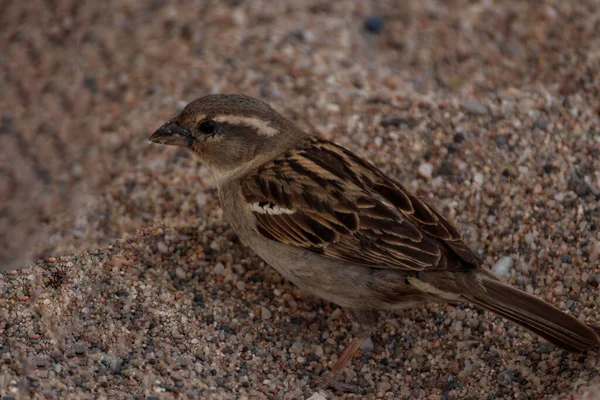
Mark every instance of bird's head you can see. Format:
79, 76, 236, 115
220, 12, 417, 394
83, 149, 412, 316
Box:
149, 94, 305, 181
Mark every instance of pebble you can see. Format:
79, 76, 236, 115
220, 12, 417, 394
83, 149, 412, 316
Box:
214, 263, 225, 275
492, 256, 514, 277
157, 241, 169, 254
418, 162, 434, 179
498, 370, 515, 387
314, 345, 324, 357
290, 342, 304, 355
553, 281, 564, 295
376, 381, 392, 393
474, 172, 484, 186
360, 337, 374, 352
364, 16, 384, 33
175, 267, 186, 280
261, 307, 272, 320
461, 99, 488, 115
330, 308, 343, 320
380, 115, 413, 128
307, 393, 327, 400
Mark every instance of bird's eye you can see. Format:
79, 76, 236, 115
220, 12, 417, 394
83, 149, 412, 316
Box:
198, 119, 218, 134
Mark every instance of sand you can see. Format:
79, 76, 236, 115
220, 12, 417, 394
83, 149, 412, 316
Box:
1, 0, 599, 398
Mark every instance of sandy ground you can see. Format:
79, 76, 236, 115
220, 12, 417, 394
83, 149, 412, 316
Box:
1, 0, 600, 398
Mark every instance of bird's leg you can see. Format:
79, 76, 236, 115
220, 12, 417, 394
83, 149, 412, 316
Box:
317, 309, 377, 392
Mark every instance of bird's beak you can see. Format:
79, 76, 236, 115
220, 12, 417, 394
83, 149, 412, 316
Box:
149, 121, 194, 147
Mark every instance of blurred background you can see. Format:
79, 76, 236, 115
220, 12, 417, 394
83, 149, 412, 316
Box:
2, 0, 599, 269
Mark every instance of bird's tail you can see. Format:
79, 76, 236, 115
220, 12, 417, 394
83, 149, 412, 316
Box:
465, 277, 599, 352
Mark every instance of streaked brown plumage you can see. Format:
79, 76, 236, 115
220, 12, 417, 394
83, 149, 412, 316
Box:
149, 93, 599, 389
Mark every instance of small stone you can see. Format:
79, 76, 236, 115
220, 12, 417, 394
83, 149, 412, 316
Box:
461, 99, 488, 115
360, 337, 374, 352
418, 162, 434, 180
376, 380, 392, 393
195, 362, 203, 373
364, 16, 384, 33
492, 256, 514, 277
498, 370, 515, 387
193, 293, 204, 303
553, 281, 564, 295
589, 274, 600, 288
330, 308, 342, 320
474, 172, 484, 186
290, 342, 304, 355
538, 342, 554, 353
214, 263, 225, 275
261, 307, 272, 320
542, 164, 555, 174
314, 345, 324, 357
535, 117, 549, 130
175, 267, 186, 280
380, 115, 413, 128
157, 241, 169, 254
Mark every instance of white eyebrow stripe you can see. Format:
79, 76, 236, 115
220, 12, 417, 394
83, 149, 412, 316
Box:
215, 115, 279, 137
250, 202, 296, 215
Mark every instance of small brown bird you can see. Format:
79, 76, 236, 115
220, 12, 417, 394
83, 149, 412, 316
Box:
150, 94, 599, 388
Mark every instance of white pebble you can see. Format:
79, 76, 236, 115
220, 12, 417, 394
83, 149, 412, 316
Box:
418, 162, 433, 179
314, 345, 324, 357
214, 263, 225, 275
474, 172, 484, 186
492, 256, 514, 277
307, 393, 328, 400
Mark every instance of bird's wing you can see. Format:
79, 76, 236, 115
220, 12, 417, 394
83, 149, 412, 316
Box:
240, 137, 482, 271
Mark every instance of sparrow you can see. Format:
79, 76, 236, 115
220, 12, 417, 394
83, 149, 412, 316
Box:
149, 93, 599, 389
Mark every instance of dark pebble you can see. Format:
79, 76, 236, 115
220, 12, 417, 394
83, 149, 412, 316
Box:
220, 325, 236, 335
364, 16, 385, 33
542, 164, 555, 174
575, 184, 589, 198
453, 133, 465, 143
437, 160, 454, 176
380, 115, 413, 128
443, 374, 458, 391
535, 117, 549, 130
